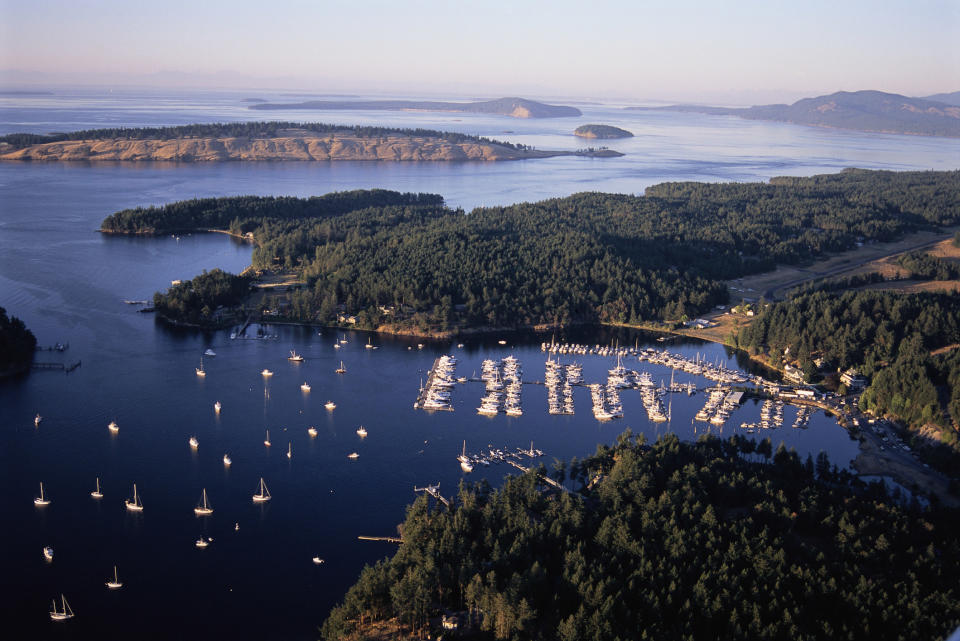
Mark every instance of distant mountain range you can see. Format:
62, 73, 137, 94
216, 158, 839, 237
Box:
250, 96, 582, 118
629, 90, 960, 137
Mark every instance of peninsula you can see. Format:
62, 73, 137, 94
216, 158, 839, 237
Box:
630, 90, 960, 138
0, 122, 617, 162
249, 96, 582, 118
574, 124, 633, 139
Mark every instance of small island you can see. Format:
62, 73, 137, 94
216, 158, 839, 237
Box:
574, 124, 634, 139
0, 306, 36, 377
0, 121, 617, 162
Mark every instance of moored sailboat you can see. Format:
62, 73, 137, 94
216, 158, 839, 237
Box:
252, 477, 271, 502
91, 477, 103, 499
125, 483, 143, 512
106, 565, 122, 589
49, 595, 74, 621
35, 482, 50, 506
194, 488, 213, 515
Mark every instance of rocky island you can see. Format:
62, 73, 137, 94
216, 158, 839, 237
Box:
0, 122, 619, 162
249, 96, 582, 118
574, 124, 634, 139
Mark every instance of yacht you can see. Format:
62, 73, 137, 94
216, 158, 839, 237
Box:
195, 537, 211, 549
223, 453, 232, 466
43, 546, 54, 561
91, 477, 103, 499
457, 343, 465, 348
324, 400, 336, 410
252, 477, 271, 503
261, 368, 273, 377
124, 483, 143, 512
106, 566, 122, 589
49, 595, 74, 621
300, 382, 311, 392
108, 420, 119, 433
356, 426, 368, 437
204, 348, 216, 357
307, 426, 318, 437
286, 442, 292, 459
498, 339, 507, 345
189, 436, 199, 449
457, 441, 474, 473
214, 400, 222, 413
34, 414, 41, 427
312, 556, 325, 565
333, 342, 341, 349
194, 488, 213, 515
288, 350, 304, 362
335, 361, 346, 374
264, 429, 271, 447
34, 482, 50, 506
347, 452, 359, 459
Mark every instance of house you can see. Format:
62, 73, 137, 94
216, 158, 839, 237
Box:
840, 368, 868, 390
783, 364, 805, 384
337, 314, 357, 325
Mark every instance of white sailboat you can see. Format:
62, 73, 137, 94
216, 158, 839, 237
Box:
356, 425, 367, 437
324, 400, 336, 410
196, 357, 206, 377
264, 429, 271, 447
125, 483, 143, 512
49, 595, 74, 621
286, 442, 292, 459
214, 400, 222, 413
106, 565, 122, 589
252, 477, 271, 503
300, 382, 311, 392
457, 441, 474, 473
91, 477, 103, 499
34, 482, 50, 506
194, 488, 213, 515
335, 361, 346, 374
288, 350, 304, 362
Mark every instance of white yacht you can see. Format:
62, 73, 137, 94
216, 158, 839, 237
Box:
252, 477, 271, 502
312, 556, 325, 565
49, 595, 74, 621
324, 400, 336, 410
204, 348, 216, 357
307, 426, 318, 437
223, 453, 232, 466
261, 368, 273, 377
34, 482, 50, 506
43, 546, 54, 561
125, 483, 143, 512
356, 426, 367, 437
347, 452, 359, 459
106, 565, 122, 589
91, 477, 103, 499
300, 382, 311, 392
195, 537, 211, 549
194, 488, 213, 516
189, 436, 198, 449
214, 401, 221, 413
108, 420, 119, 433
34, 414, 41, 427
288, 350, 304, 362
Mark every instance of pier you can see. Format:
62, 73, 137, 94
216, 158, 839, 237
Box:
414, 356, 456, 411
414, 484, 451, 507
32, 360, 81, 372
357, 535, 403, 544
506, 459, 570, 493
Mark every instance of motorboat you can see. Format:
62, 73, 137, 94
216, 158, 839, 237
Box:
34, 414, 41, 427
108, 420, 119, 433
347, 452, 359, 459
261, 368, 273, 377
204, 348, 216, 357
43, 546, 54, 561
214, 401, 222, 413
312, 557, 325, 565
189, 436, 199, 449
195, 537, 211, 549
223, 453, 232, 466
307, 426, 318, 437
324, 401, 336, 410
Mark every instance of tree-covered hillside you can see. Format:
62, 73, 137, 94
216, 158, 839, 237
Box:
321, 433, 960, 640
0, 307, 36, 374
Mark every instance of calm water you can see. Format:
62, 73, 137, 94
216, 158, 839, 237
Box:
0, 88, 947, 638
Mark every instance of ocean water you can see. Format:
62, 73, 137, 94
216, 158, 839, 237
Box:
0, 88, 950, 638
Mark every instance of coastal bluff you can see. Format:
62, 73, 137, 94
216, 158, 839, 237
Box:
0, 131, 551, 162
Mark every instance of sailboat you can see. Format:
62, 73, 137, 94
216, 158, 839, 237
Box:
125, 483, 143, 512
108, 420, 119, 433
34, 482, 50, 506
49, 595, 74, 621
300, 382, 311, 392
288, 350, 304, 362
194, 488, 213, 515
365, 338, 375, 349
457, 441, 474, 473
356, 425, 367, 437
106, 566, 122, 589
196, 357, 206, 377
214, 401, 222, 413
34, 414, 41, 426
286, 442, 292, 459
264, 429, 271, 447
91, 477, 103, 499
324, 400, 336, 410
252, 477, 271, 503
335, 361, 346, 374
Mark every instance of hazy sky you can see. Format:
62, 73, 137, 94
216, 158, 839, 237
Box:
1, 0, 957, 103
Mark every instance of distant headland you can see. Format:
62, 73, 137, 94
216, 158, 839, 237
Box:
629, 90, 960, 138
0, 122, 620, 162
249, 96, 582, 118
574, 124, 634, 139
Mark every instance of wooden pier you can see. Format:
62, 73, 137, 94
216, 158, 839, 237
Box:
32, 360, 81, 372
415, 484, 451, 507
506, 459, 569, 493
357, 535, 403, 544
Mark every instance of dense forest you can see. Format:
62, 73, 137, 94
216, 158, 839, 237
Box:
0, 121, 524, 150
102, 170, 960, 333
321, 433, 960, 640
735, 289, 960, 449
0, 307, 36, 374
152, 269, 250, 326
896, 250, 960, 280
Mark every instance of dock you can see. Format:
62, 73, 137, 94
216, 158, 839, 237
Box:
357, 535, 403, 544
506, 459, 569, 493
32, 360, 81, 372
415, 484, 451, 507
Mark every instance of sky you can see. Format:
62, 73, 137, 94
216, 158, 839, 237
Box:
1, 0, 957, 104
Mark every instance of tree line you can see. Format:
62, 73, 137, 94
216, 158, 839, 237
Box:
152, 269, 251, 326
321, 432, 960, 640
0, 306, 36, 374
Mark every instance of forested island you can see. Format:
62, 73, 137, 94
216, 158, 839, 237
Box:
0, 306, 36, 376
573, 124, 633, 139
320, 433, 960, 640
249, 96, 582, 118
631, 90, 960, 138
152, 269, 251, 327
0, 121, 612, 162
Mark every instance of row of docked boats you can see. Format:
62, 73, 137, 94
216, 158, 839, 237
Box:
477, 356, 523, 416
457, 440, 544, 472
694, 386, 741, 425
545, 358, 578, 415
415, 354, 458, 411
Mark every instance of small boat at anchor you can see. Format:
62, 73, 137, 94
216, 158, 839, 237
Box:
347, 452, 359, 459
264, 429, 271, 447
223, 453, 232, 466
49, 595, 74, 621
125, 483, 143, 512
35, 482, 50, 506
335, 361, 346, 374
195, 536, 212, 549
108, 420, 119, 433
307, 426, 318, 437
457, 441, 474, 473
34, 414, 41, 426
252, 477, 271, 503
194, 488, 213, 516
106, 565, 122, 589
189, 436, 198, 449
312, 556, 325, 565
196, 357, 206, 377
43, 546, 54, 561
356, 426, 367, 438
286, 442, 292, 459
288, 350, 304, 362
214, 401, 221, 413
324, 400, 336, 410
300, 382, 311, 392
261, 368, 273, 377
91, 477, 103, 499
204, 348, 216, 357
